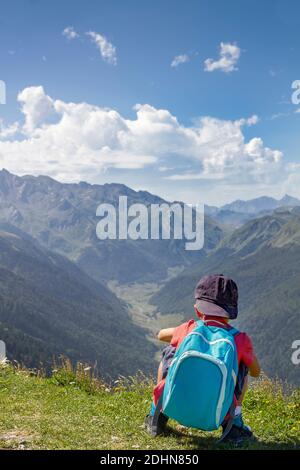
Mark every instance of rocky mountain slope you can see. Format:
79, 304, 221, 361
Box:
0, 226, 156, 377
0, 169, 224, 283
206, 195, 300, 227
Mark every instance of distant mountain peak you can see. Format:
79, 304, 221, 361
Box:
221, 194, 300, 215
280, 194, 300, 205
0, 168, 11, 174
0, 168, 15, 181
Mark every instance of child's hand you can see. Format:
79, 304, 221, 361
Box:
157, 328, 176, 343
249, 355, 261, 377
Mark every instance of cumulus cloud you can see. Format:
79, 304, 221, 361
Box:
236, 115, 259, 126
0, 87, 283, 185
204, 42, 241, 73
62, 26, 79, 40
165, 116, 282, 182
17, 86, 56, 133
171, 54, 189, 68
0, 120, 19, 139
86, 31, 117, 65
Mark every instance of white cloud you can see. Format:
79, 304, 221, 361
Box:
0, 120, 19, 139
270, 112, 289, 120
204, 42, 241, 73
171, 54, 189, 68
165, 116, 282, 182
236, 115, 259, 126
17, 86, 56, 133
158, 166, 175, 172
86, 31, 117, 65
62, 27, 117, 66
0, 87, 284, 186
62, 26, 79, 40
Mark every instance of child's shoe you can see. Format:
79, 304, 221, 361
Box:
144, 413, 168, 437
222, 413, 254, 446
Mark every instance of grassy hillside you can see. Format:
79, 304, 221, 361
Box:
0, 362, 299, 450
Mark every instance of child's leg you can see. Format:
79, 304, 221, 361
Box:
232, 375, 252, 437
228, 365, 251, 432
157, 361, 163, 384
234, 375, 248, 419
156, 345, 176, 385
148, 346, 176, 419
237, 375, 248, 407
145, 360, 169, 436
221, 374, 252, 443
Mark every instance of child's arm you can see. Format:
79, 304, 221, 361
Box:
248, 354, 261, 378
157, 327, 176, 343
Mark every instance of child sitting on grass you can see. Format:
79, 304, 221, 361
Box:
145, 274, 261, 445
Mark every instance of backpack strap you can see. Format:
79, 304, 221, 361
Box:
218, 325, 241, 442
200, 319, 240, 337
218, 399, 236, 443
202, 319, 229, 328
198, 319, 230, 329
229, 326, 240, 337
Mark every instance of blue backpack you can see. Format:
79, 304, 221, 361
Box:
162, 320, 239, 431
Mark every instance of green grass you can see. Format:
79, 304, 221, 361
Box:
0, 361, 299, 450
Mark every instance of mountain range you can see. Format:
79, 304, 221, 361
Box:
0, 169, 223, 376
0, 169, 299, 385
206, 194, 300, 227
0, 169, 223, 284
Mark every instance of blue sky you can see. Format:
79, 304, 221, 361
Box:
0, 0, 300, 205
